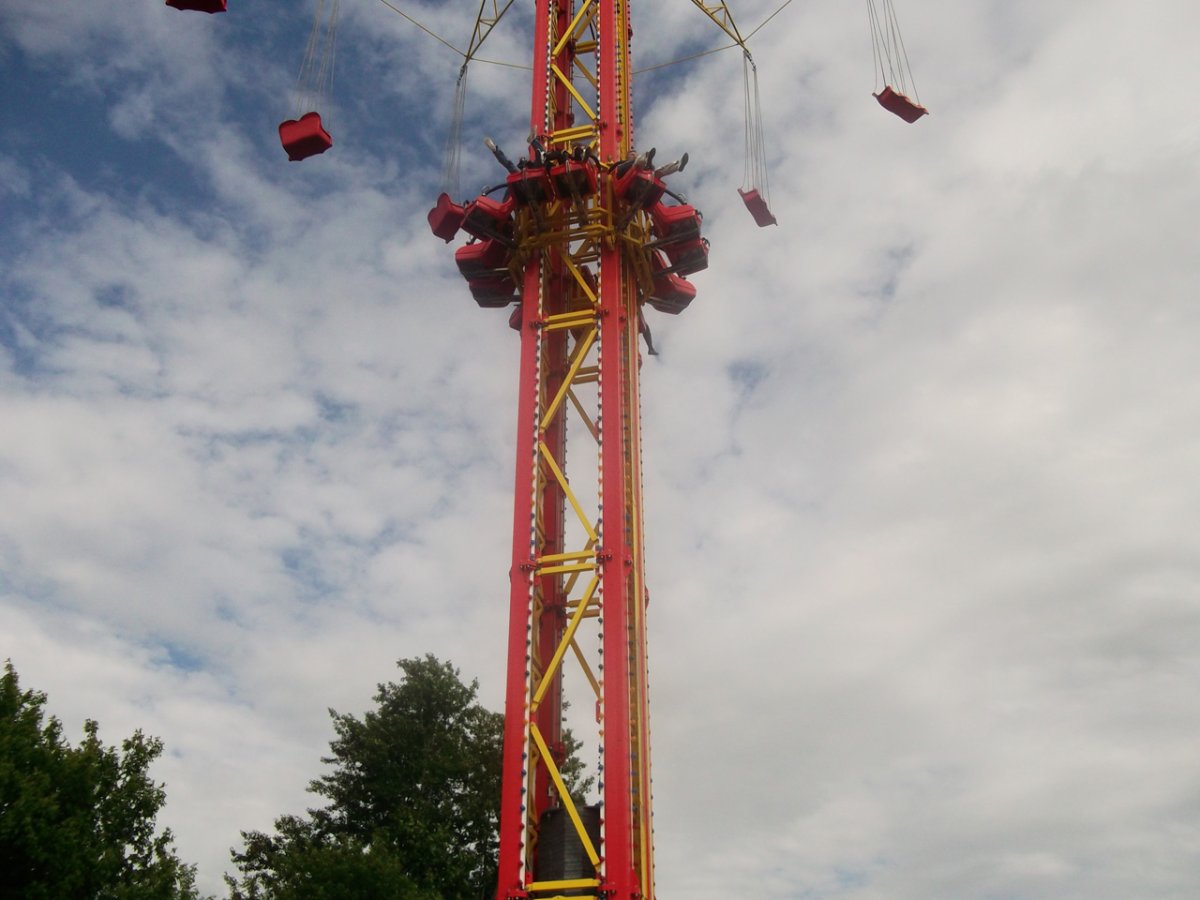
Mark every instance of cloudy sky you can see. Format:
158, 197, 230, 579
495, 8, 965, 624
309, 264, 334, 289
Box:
3, 1, 1199, 897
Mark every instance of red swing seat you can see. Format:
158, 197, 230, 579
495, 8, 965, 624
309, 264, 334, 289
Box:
873, 85, 928, 123
649, 202, 703, 244
455, 239, 510, 278
647, 251, 696, 315
428, 193, 466, 243
166, 0, 227, 12
507, 167, 554, 206
551, 159, 598, 201
613, 166, 665, 211
662, 237, 709, 277
468, 273, 518, 309
462, 195, 516, 244
738, 189, 777, 228
279, 112, 332, 162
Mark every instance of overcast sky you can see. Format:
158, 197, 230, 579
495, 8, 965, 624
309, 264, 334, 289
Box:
3, 1, 1199, 897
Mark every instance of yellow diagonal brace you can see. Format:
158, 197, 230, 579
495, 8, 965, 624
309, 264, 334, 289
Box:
539, 441, 598, 542
532, 575, 599, 709
689, 0, 749, 50
568, 388, 598, 442
551, 63, 597, 122
560, 253, 599, 304
570, 637, 601, 699
553, 0, 595, 57
540, 328, 597, 431
530, 723, 600, 867
573, 55, 599, 92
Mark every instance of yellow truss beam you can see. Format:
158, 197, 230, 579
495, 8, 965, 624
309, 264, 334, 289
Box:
539, 441, 598, 543
552, 64, 598, 122
553, 0, 597, 57
540, 327, 597, 430
688, 0, 750, 52
568, 388, 598, 441
530, 723, 600, 867
531, 575, 599, 709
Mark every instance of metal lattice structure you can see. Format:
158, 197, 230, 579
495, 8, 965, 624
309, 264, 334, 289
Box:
494, 4, 657, 897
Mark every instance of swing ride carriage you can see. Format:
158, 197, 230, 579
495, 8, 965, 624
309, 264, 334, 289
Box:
166, 2, 926, 898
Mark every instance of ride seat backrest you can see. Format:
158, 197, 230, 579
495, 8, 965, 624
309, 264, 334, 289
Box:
279, 112, 333, 162
737, 189, 777, 228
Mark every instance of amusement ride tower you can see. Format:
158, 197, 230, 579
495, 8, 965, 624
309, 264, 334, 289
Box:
430, 3, 724, 897
469, 3, 680, 897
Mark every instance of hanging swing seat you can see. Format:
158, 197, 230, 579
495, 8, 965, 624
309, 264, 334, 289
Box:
613, 166, 665, 212
428, 193, 466, 243
551, 159, 598, 201
462, 195, 515, 244
468, 273, 518, 309
738, 189, 777, 228
166, 0, 227, 12
649, 202, 703, 245
874, 85, 927, 123
662, 237, 709, 277
507, 167, 554, 206
648, 251, 696, 315
455, 239, 510, 278
279, 112, 332, 161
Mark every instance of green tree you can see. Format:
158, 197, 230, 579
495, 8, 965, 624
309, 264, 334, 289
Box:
0, 660, 202, 899
227, 655, 592, 900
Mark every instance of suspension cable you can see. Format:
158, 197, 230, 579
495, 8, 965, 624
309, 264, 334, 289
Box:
633, 0, 793, 76
372, 0, 530, 70
742, 53, 768, 199
294, 0, 341, 119
866, 0, 919, 100
442, 64, 469, 196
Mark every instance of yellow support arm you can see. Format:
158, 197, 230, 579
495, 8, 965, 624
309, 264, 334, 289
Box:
688, 0, 750, 53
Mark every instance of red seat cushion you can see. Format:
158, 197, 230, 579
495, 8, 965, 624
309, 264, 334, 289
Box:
647, 251, 696, 315
468, 274, 518, 308
662, 237, 709, 277
507, 168, 554, 205
738, 189, 777, 228
649, 202, 703, 243
873, 86, 928, 123
455, 239, 510, 278
551, 160, 598, 200
613, 166, 665, 210
462, 196, 515, 243
428, 193, 466, 243
279, 112, 332, 162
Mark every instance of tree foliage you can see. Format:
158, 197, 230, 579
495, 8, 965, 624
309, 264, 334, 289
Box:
0, 660, 202, 899
228, 657, 502, 899
227, 655, 593, 900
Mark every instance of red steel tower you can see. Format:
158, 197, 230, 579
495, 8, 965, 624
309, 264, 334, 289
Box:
432, 2, 709, 898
